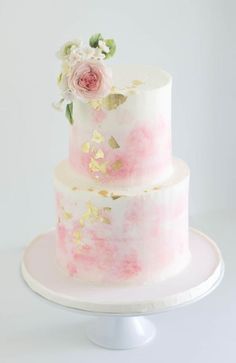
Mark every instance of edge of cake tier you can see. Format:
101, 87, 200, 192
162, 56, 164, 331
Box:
54, 158, 190, 198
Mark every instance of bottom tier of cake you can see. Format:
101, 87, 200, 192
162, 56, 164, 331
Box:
54, 159, 191, 285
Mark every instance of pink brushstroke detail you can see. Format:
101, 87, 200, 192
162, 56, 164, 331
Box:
67, 261, 77, 276
68, 113, 172, 184
91, 109, 107, 123
57, 223, 67, 252
70, 230, 117, 275
55, 192, 63, 210
118, 253, 142, 279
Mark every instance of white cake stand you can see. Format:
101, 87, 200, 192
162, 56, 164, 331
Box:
21, 227, 224, 350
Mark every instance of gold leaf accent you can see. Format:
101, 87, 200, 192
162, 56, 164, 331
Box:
132, 79, 144, 86
88, 99, 103, 110
88, 188, 94, 192
79, 202, 112, 228
102, 94, 127, 111
81, 202, 99, 224
153, 186, 161, 190
89, 158, 107, 174
94, 149, 104, 159
72, 186, 78, 191
73, 230, 82, 244
108, 136, 120, 149
82, 142, 90, 153
100, 216, 111, 224
92, 130, 104, 144
63, 211, 72, 220
79, 218, 85, 227
99, 190, 109, 197
88, 202, 99, 219
111, 159, 123, 171
111, 195, 122, 200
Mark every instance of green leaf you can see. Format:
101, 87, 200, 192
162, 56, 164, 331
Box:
64, 43, 75, 56
89, 33, 103, 48
104, 39, 116, 59
65, 102, 73, 124
57, 72, 63, 84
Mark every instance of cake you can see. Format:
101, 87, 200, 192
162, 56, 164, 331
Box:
53, 33, 191, 285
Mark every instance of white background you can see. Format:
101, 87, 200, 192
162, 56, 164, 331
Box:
0, 0, 235, 362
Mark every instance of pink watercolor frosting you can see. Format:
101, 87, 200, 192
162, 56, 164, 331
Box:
54, 159, 190, 284
69, 113, 172, 187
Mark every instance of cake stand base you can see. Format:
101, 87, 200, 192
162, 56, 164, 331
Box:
21, 228, 224, 350
86, 316, 156, 349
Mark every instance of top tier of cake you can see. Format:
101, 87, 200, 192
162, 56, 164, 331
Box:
69, 65, 172, 188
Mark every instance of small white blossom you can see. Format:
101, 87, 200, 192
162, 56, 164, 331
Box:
82, 46, 96, 59
62, 89, 74, 101
67, 48, 82, 66
57, 39, 83, 60
98, 40, 110, 54
57, 73, 73, 101
92, 47, 106, 60
52, 98, 64, 111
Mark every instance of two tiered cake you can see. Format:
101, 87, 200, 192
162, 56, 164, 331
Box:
53, 34, 191, 285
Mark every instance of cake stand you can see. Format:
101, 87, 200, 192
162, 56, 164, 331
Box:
21, 227, 224, 350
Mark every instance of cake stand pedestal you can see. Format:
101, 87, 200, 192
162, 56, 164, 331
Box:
21, 228, 224, 350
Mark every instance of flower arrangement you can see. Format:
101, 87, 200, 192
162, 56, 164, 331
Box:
54, 33, 143, 124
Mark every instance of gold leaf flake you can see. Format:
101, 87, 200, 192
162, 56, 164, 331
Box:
94, 149, 104, 159
88, 188, 94, 192
82, 142, 90, 153
108, 136, 120, 149
63, 211, 72, 220
88, 99, 103, 110
103, 207, 112, 211
99, 190, 109, 197
72, 186, 78, 191
73, 230, 82, 244
81, 209, 91, 222
153, 186, 161, 190
79, 218, 85, 227
102, 94, 127, 111
88, 202, 99, 219
132, 79, 144, 86
111, 159, 123, 171
80, 202, 99, 223
89, 158, 107, 174
100, 216, 111, 224
92, 130, 104, 144
111, 195, 122, 200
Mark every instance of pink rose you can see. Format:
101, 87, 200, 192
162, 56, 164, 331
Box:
68, 60, 112, 101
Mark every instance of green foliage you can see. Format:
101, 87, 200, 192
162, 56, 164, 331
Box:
104, 39, 116, 59
89, 33, 103, 48
65, 102, 73, 124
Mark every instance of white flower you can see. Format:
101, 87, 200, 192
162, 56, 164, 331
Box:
67, 48, 82, 66
82, 46, 96, 59
98, 40, 110, 54
52, 98, 64, 111
92, 47, 105, 60
57, 73, 73, 101
57, 39, 83, 60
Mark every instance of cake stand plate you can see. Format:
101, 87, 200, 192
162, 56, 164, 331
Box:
21, 227, 224, 350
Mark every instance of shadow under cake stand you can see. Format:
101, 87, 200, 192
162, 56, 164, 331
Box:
21, 227, 224, 350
